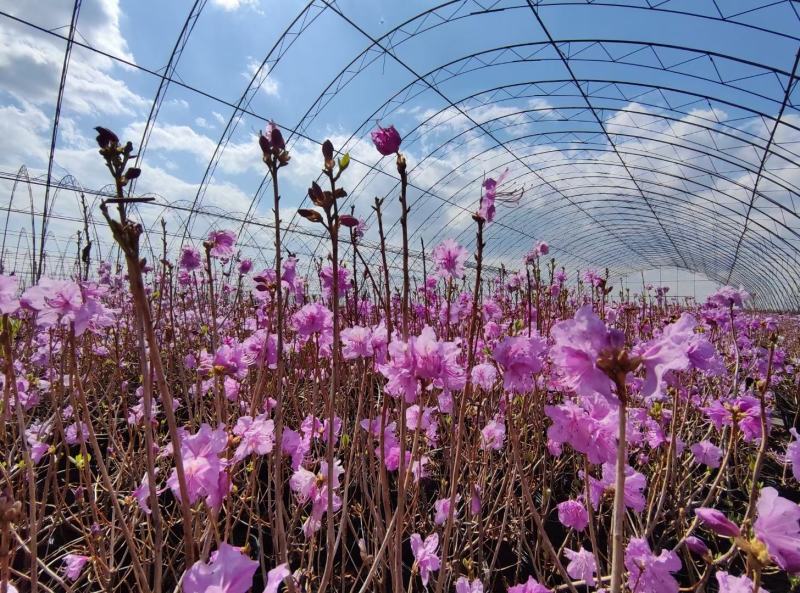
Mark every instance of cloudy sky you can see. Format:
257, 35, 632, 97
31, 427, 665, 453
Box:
1, 0, 798, 306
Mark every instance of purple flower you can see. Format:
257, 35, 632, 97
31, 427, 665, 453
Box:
207, 230, 237, 259
480, 416, 506, 451
410, 532, 440, 587
624, 537, 681, 593
690, 440, 722, 468
707, 286, 749, 308
167, 424, 230, 510
238, 259, 252, 275
433, 239, 468, 280
0, 274, 19, 314
754, 486, 800, 573
546, 398, 616, 464
507, 576, 550, 593
289, 459, 344, 537
62, 554, 90, 582
478, 169, 509, 223
550, 305, 622, 399
684, 536, 709, 558
589, 462, 647, 512
264, 563, 291, 593
563, 547, 596, 586
471, 363, 497, 390
492, 334, 547, 393
557, 499, 589, 532
232, 414, 275, 462
715, 571, 768, 593
433, 494, 460, 525
341, 325, 374, 360
370, 124, 402, 155
180, 246, 202, 271
291, 302, 333, 337
455, 576, 483, 593
694, 507, 741, 537
183, 543, 258, 593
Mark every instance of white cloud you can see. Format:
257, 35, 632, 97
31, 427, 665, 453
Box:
244, 58, 280, 98
210, 0, 260, 11
212, 111, 226, 125
195, 116, 213, 129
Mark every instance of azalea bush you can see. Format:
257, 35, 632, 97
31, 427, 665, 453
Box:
0, 123, 799, 593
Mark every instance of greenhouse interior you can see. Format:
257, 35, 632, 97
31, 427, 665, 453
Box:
0, 1, 799, 592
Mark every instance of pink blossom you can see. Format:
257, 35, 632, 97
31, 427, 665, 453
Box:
480, 416, 506, 451
455, 576, 483, 593
289, 459, 344, 537
557, 499, 589, 532
62, 554, 90, 581
471, 363, 497, 390
589, 462, 647, 512
563, 547, 596, 586
410, 532, 440, 587
433, 494, 460, 525
786, 428, 800, 482
207, 229, 237, 259
341, 325, 374, 359
684, 536, 709, 557
690, 440, 722, 468
183, 543, 258, 593
707, 285, 749, 308
624, 537, 681, 593
264, 563, 291, 593
179, 246, 202, 271
546, 398, 616, 464
232, 414, 275, 462
754, 486, 800, 573
478, 169, 508, 223
291, 302, 333, 337
433, 239, 468, 280
550, 305, 621, 399
167, 424, 230, 510
492, 334, 547, 393
714, 571, 768, 593
0, 274, 19, 314
370, 124, 402, 155
507, 576, 550, 593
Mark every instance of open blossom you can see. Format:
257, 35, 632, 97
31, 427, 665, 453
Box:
433, 494, 460, 525
455, 577, 483, 593
62, 554, 90, 581
492, 334, 547, 393
753, 486, 800, 573
471, 363, 497, 390
507, 576, 550, 593
715, 571, 768, 593
179, 246, 202, 271
0, 274, 20, 314
690, 440, 722, 468
232, 414, 275, 462
341, 325, 374, 359
291, 302, 333, 337
183, 543, 257, 593
480, 415, 506, 451
707, 285, 749, 308
370, 124, 401, 155
167, 424, 230, 510
589, 462, 647, 512
289, 459, 344, 537
433, 239, 468, 280
546, 398, 616, 464
564, 547, 596, 586
207, 229, 237, 258
550, 305, 622, 399
788, 428, 800, 482
625, 537, 681, 593
264, 563, 291, 593
557, 499, 589, 531
410, 532, 440, 587
478, 169, 508, 223
703, 396, 770, 442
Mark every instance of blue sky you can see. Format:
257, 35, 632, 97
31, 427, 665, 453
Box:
1, 0, 798, 307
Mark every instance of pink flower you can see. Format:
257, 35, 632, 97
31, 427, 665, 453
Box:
370, 124, 402, 155
232, 414, 275, 462
180, 246, 202, 271
320, 265, 350, 299
291, 302, 333, 337
707, 285, 749, 308
694, 507, 741, 537
433, 239, 468, 280
289, 459, 344, 537
62, 554, 90, 581
589, 462, 647, 512
690, 440, 722, 468
557, 499, 589, 532
480, 416, 506, 451
714, 571, 768, 593
183, 543, 258, 593
433, 494, 460, 525
753, 486, 800, 573
410, 532, 440, 587
455, 577, 483, 593
132, 469, 163, 515
0, 274, 19, 314
238, 259, 252, 275
563, 547, 596, 586
207, 230, 237, 259
167, 424, 230, 510
478, 169, 509, 223
624, 537, 681, 593
550, 306, 622, 399
546, 398, 616, 464
264, 563, 291, 593
507, 576, 550, 593
341, 326, 374, 360
492, 334, 547, 393
471, 363, 497, 390
684, 536, 709, 558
